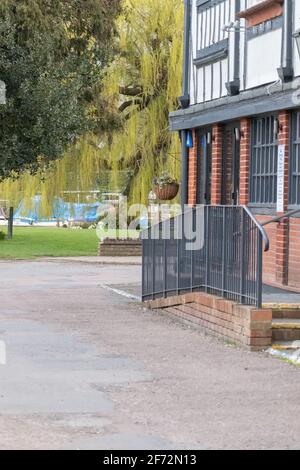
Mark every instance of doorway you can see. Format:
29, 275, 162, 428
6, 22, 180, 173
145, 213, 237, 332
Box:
222, 123, 240, 205
196, 129, 212, 205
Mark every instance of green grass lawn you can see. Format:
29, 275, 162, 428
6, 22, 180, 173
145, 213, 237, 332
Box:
0, 226, 141, 260
0, 227, 99, 259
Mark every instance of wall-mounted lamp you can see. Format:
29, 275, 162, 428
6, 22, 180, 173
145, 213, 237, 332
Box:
293, 29, 300, 59
234, 128, 241, 142
274, 118, 282, 138
206, 131, 212, 145
186, 130, 194, 148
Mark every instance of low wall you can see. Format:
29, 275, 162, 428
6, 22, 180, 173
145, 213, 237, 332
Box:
146, 293, 272, 351
99, 238, 142, 257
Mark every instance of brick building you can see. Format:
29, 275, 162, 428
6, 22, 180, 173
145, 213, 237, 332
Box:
169, 0, 300, 291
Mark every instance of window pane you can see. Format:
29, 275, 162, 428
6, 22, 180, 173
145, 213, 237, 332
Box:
250, 115, 278, 204
289, 111, 300, 206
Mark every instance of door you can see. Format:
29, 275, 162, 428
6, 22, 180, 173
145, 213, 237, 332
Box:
222, 123, 240, 205
197, 129, 212, 205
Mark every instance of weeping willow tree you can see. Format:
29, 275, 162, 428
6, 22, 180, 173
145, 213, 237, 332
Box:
103, 0, 184, 204
0, 137, 104, 216
0, 0, 183, 214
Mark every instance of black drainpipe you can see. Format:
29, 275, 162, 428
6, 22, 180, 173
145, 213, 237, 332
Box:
180, 0, 191, 208
278, 0, 293, 82
226, 0, 240, 96
181, 130, 189, 209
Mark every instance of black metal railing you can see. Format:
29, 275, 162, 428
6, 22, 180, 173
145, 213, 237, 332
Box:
261, 208, 300, 227
142, 205, 269, 308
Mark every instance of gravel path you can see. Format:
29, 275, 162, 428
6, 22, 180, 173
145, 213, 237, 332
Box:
0, 259, 299, 450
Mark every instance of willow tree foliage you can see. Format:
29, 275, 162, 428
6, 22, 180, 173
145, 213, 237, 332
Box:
0, 0, 183, 213
0, 0, 121, 178
102, 0, 184, 204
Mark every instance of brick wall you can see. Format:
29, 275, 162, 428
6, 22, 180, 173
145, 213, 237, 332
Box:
256, 215, 277, 285
147, 293, 272, 351
276, 111, 290, 285
188, 129, 198, 207
211, 124, 223, 205
288, 218, 300, 288
248, 112, 291, 287
186, 109, 300, 291
240, 2, 283, 28
222, 127, 233, 205
240, 118, 251, 205
99, 239, 142, 257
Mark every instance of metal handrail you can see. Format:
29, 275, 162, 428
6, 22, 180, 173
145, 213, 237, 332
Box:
142, 205, 267, 308
261, 208, 300, 228
243, 206, 270, 252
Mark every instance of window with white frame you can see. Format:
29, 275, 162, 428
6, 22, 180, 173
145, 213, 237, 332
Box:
196, 0, 231, 51
244, 0, 265, 8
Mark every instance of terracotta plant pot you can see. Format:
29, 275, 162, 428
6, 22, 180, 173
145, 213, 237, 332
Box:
153, 182, 179, 201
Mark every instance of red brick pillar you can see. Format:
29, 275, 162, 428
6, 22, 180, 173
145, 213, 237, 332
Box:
211, 124, 223, 205
276, 111, 290, 285
239, 118, 251, 205
188, 129, 198, 207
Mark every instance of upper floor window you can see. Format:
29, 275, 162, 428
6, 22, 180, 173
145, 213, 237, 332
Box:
245, 0, 267, 7
239, 0, 283, 27
196, 0, 231, 49
195, 0, 232, 66
250, 115, 278, 205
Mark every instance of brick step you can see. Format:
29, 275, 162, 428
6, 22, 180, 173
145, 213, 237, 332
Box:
100, 242, 141, 247
100, 248, 141, 253
272, 319, 300, 342
272, 309, 300, 320
99, 251, 141, 257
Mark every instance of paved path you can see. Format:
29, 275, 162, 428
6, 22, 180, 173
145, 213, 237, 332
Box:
0, 259, 300, 450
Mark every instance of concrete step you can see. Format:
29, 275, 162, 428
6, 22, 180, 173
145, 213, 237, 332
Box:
272, 319, 300, 329
272, 340, 300, 351
264, 303, 300, 310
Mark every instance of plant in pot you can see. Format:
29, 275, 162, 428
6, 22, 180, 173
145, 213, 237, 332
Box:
152, 172, 179, 201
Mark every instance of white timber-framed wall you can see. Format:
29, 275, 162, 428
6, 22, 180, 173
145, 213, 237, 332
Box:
188, 0, 300, 107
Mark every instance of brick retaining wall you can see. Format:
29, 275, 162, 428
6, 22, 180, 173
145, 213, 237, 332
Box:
99, 238, 142, 257
146, 293, 272, 351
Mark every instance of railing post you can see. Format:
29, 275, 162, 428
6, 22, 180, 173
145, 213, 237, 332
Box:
164, 238, 167, 298
240, 209, 246, 304
256, 233, 263, 308
7, 207, 14, 240
142, 235, 145, 301
205, 206, 210, 292
152, 238, 155, 301
222, 206, 226, 297
176, 214, 182, 295
190, 209, 194, 293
